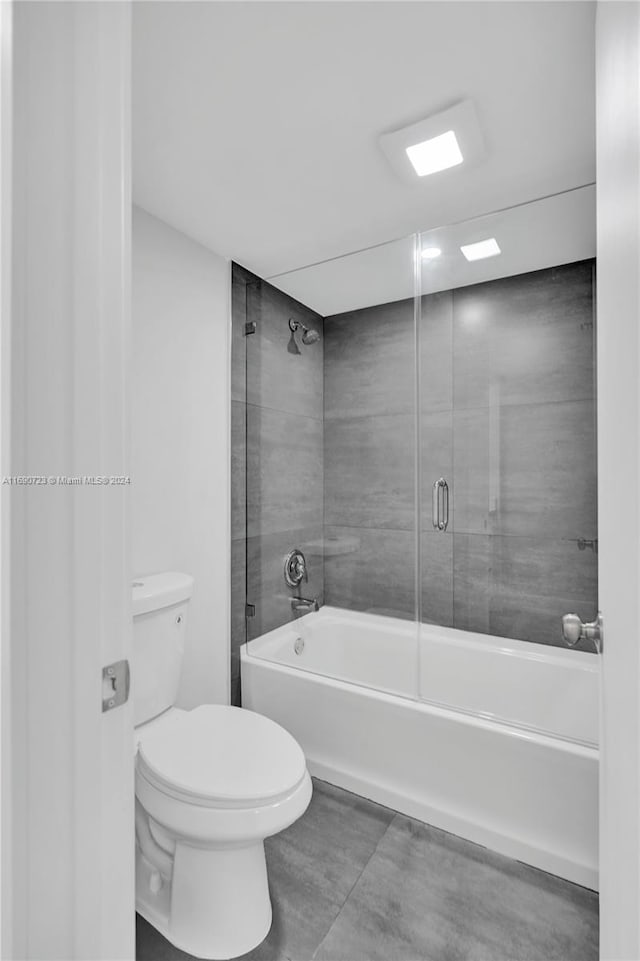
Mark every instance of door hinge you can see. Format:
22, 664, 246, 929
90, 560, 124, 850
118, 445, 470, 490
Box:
244, 321, 257, 336
102, 659, 130, 712
245, 603, 256, 618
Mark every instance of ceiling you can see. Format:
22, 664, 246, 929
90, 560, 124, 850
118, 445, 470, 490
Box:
133, 2, 596, 279
272, 185, 596, 315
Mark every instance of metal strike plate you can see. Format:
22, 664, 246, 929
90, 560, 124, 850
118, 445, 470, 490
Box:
102, 659, 130, 713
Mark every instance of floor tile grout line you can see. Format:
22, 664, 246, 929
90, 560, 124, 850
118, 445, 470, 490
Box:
310, 812, 400, 961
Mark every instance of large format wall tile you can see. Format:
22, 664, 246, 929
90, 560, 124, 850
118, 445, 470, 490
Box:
421, 531, 453, 627
324, 300, 414, 419
453, 401, 597, 538
246, 527, 324, 639
453, 533, 598, 648
324, 526, 416, 619
420, 289, 453, 412
324, 414, 415, 530
234, 259, 596, 660
247, 405, 323, 538
246, 280, 323, 420
453, 261, 595, 410
421, 409, 453, 532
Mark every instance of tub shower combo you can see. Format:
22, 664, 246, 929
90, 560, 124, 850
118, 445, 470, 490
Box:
232, 189, 600, 891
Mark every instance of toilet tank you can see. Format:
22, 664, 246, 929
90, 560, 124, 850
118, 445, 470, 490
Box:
132, 572, 194, 727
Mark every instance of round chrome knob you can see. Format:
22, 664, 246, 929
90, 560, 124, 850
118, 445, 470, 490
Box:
562, 613, 583, 646
284, 548, 307, 588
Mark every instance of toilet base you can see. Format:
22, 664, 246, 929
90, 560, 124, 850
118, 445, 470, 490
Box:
136, 839, 272, 960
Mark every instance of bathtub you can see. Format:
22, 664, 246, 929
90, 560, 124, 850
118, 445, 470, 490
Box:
241, 606, 599, 890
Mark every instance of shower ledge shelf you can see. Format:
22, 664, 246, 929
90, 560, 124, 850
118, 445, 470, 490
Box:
305, 536, 360, 557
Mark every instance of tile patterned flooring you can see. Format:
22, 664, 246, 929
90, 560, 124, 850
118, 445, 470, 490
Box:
136, 779, 598, 961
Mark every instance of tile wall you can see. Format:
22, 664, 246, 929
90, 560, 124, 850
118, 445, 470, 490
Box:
324, 260, 597, 647
323, 298, 417, 618
232, 259, 597, 696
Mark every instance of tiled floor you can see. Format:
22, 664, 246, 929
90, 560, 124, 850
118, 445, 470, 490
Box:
136, 779, 598, 961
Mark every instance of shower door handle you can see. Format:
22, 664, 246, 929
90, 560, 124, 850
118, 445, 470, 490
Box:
432, 478, 449, 532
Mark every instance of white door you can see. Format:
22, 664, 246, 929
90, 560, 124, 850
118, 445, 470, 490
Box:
5, 2, 134, 958
596, 3, 640, 959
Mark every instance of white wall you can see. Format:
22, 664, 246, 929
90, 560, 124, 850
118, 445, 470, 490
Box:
596, 3, 640, 958
132, 206, 230, 707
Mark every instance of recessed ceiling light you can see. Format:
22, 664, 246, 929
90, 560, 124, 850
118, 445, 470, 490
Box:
421, 247, 442, 260
406, 131, 463, 177
460, 238, 501, 262
378, 100, 485, 186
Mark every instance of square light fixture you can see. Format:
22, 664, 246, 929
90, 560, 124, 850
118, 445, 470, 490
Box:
379, 100, 485, 186
460, 238, 501, 261
406, 131, 463, 177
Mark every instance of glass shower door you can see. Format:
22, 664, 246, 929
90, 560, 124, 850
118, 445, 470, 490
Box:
416, 187, 599, 734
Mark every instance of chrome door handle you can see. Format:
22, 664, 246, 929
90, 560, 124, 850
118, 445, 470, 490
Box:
561, 612, 603, 654
432, 478, 449, 532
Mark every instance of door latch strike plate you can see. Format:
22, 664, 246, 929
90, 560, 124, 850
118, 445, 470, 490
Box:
102, 659, 130, 713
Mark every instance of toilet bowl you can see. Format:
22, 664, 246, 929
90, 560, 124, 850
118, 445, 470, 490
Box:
133, 574, 312, 960
135, 705, 312, 960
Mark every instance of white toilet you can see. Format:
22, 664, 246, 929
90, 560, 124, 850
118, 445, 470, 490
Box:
133, 572, 312, 960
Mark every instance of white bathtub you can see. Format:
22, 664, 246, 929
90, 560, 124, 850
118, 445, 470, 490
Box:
241, 606, 599, 890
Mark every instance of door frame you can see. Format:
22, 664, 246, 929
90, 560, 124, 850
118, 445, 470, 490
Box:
3, 3, 134, 958
596, 3, 640, 959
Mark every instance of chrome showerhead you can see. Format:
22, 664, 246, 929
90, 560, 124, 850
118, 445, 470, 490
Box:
289, 317, 321, 348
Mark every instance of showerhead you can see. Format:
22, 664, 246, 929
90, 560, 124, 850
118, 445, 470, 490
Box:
288, 317, 321, 348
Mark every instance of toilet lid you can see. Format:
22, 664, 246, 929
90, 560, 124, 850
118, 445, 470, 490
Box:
137, 704, 307, 807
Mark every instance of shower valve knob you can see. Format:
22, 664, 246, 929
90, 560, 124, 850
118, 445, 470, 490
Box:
284, 548, 308, 588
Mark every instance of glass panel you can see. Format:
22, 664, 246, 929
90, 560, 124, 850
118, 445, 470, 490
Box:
417, 185, 598, 740
244, 269, 325, 643
232, 186, 598, 733
235, 235, 421, 699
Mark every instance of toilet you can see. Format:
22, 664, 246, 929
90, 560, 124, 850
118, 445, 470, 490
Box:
133, 572, 312, 960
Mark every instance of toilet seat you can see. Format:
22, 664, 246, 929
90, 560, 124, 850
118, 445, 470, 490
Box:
137, 704, 307, 809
